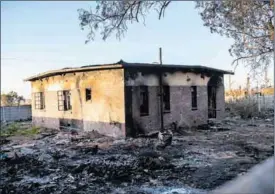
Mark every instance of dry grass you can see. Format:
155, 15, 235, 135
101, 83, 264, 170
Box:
226, 97, 273, 119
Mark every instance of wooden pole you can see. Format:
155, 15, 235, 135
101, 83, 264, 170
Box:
159, 47, 164, 131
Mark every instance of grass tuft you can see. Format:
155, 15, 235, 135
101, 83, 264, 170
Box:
0, 123, 40, 137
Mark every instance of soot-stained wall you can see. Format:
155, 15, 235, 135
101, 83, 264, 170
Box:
31, 68, 126, 137
124, 68, 225, 134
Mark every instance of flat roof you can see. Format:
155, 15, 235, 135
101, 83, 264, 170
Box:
24, 60, 234, 81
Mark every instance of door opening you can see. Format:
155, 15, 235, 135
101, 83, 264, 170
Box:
207, 76, 222, 118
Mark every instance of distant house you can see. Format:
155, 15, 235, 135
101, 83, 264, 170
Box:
25, 60, 233, 137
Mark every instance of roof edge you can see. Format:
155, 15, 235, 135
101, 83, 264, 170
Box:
24, 60, 234, 81
24, 63, 123, 81
119, 60, 234, 75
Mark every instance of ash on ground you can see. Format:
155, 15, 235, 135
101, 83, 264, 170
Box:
0, 116, 274, 194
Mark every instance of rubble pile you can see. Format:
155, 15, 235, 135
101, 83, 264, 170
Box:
197, 119, 232, 131
0, 117, 274, 194
0, 130, 184, 194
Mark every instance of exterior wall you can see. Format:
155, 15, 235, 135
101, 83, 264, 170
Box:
130, 86, 161, 134
125, 69, 225, 133
216, 83, 225, 119
31, 68, 125, 138
0, 105, 32, 122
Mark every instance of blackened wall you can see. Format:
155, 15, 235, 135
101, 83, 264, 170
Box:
124, 68, 225, 134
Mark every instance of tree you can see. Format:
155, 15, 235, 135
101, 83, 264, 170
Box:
78, 0, 274, 71
1, 91, 25, 106
78, 1, 171, 42
196, 1, 274, 71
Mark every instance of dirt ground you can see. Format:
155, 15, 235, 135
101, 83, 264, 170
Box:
0, 116, 274, 194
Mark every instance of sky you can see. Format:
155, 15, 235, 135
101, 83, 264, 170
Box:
1, 1, 274, 99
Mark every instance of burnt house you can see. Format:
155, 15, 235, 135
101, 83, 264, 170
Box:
25, 60, 233, 137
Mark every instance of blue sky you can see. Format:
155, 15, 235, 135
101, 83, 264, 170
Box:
1, 1, 273, 98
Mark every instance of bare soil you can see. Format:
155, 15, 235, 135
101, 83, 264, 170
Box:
0, 117, 274, 194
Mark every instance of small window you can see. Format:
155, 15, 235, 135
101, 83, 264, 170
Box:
34, 92, 45, 110
85, 88, 92, 101
163, 86, 170, 112
191, 86, 197, 110
140, 86, 149, 116
57, 90, 71, 111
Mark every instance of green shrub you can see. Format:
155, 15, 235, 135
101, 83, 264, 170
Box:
19, 127, 40, 136
0, 123, 40, 137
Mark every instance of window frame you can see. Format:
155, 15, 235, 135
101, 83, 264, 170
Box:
139, 86, 149, 116
191, 86, 198, 110
34, 92, 45, 110
162, 85, 171, 113
57, 90, 72, 111
85, 88, 92, 101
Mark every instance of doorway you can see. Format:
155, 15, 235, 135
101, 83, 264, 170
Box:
207, 76, 222, 118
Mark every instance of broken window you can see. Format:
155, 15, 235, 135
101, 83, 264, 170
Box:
34, 92, 45, 110
57, 90, 71, 111
163, 86, 170, 112
85, 88, 92, 101
191, 86, 197, 110
140, 86, 149, 116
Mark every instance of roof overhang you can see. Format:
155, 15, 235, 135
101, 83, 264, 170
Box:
24, 64, 123, 81
24, 60, 234, 82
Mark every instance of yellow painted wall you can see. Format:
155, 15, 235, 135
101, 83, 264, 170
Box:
31, 68, 125, 131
